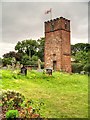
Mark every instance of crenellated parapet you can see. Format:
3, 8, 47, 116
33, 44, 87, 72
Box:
45, 17, 70, 33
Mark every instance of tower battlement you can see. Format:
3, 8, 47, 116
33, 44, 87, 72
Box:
45, 17, 70, 33
45, 17, 70, 23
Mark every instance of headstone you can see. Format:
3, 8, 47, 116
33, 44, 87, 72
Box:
2, 66, 7, 69
7, 65, 11, 70
46, 68, 52, 75
38, 59, 41, 70
21, 65, 27, 75
12, 63, 15, 70
86, 72, 90, 76
11, 57, 16, 70
16, 62, 20, 69
80, 71, 85, 75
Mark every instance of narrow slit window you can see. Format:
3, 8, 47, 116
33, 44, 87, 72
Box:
65, 22, 67, 29
51, 23, 54, 31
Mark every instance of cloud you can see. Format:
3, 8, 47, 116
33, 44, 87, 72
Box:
0, 42, 15, 58
1, 2, 88, 57
1, 0, 89, 2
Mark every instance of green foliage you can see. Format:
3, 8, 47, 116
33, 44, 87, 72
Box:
37, 37, 45, 62
19, 106, 40, 118
72, 63, 84, 73
41, 62, 44, 69
0, 57, 2, 65
71, 43, 90, 56
75, 51, 88, 65
21, 55, 38, 66
71, 43, 89, 73
1, 70, 88, 118
21, 54, 30, 65
15, 39, 38, 58
83, 64, 90, 73
6, 110, 19, 118
2, 57, 12, 66
2, 90, 25, 111
1, 89, 43, 118
19, 100, 42, 118
3, 51, 22, 61
31, 55, 38, 66
32, 55, 38, 61
24, 99, 44, 114
2, 38, 45, 66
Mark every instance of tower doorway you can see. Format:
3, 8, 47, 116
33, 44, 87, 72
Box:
53, 61, 57, 71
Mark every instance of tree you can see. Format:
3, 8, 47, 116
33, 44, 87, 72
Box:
37, 37, 45, 62
71, 43, 90, 73
21, 55, 38, 66
0, 57, 2, 66
71, 43, 90, 56
15, 39, 38, 58
72, 63, 83, 73
2, 57, 12, 66
75, 51, 88, 65
21, 55, 30, 65
83, 63, 90, 73
3, 51, 22, 61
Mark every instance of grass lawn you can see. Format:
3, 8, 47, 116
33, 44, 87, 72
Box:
1, 69, 88, 118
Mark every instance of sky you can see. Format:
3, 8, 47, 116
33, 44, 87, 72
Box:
0, 0, 89, 58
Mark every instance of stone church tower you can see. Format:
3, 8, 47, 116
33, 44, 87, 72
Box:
44, 17, 71, 72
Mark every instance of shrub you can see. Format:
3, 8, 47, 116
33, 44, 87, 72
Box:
83, 64, 90, 74
2, 90, 25, 111
6, 110, 19, 118
19, 105, 40, 118
1, 90, 43, 118
72, 63, 84, 73
19, 100, 44, 118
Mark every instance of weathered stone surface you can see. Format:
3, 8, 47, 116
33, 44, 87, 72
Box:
44, 17, 71, 73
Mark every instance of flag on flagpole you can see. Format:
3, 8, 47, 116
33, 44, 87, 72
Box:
45, 8, 52, 14
45, 8, 52, 20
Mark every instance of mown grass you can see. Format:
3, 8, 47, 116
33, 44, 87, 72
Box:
1, 69, 88, 118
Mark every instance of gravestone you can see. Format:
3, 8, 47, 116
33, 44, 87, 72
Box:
16, 62, 20, 69
7, 65, 11, 70
46, 68, 52, 75
12, 63, 15, 70
11, 57, 16, 70
80, 71, 85, 75
21, 65, 27, 75
37, 59, 43, 72
38, 59, 41, 69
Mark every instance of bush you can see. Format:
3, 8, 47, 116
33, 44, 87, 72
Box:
83, 64, 90, 74
6, 110, 19, 118
2, 90, 25, 111
1, 90, 43, 118
19, 100, 43, 118
72, 63, 84, 73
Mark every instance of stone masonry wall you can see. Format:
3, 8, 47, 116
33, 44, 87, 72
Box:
44, 17, 71, 73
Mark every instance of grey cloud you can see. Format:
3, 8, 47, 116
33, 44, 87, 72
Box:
2, 2, 88, 44
1, 0, 90, 2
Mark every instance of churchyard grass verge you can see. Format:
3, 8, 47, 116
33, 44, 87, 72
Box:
1, 69, 88, 118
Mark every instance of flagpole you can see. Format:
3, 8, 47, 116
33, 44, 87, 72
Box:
45, 8, 52, 20
50, 8, 52, 20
